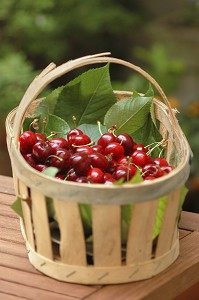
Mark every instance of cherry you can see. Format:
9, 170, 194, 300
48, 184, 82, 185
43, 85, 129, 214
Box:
131, 150, 148, 167
66, 168, 78, 181
87, 168, 104, 183
91, 144, 104, 154
75, 145, 94, 156
35, 132, 47, 142
116, 133, 134, 155
32, 140, 54, 163
34, 164, 48, 172
75, 176, 89, 183
154, 157, 169, 167
103, 172, 112, 181
22, 153, 36, 168
49, 137, 68, 152
104, 177, 116, 184
117, 156, 132, 166
97, 133, 116, 148
19, 130, 37, 154
142, 164, 164, 178
161, 165, 174, 174
133, 143, 148, 153
106, 159, 118, 174
48, 148, 71, 171
114, 164, 136, 182
67, 128, 83, 139
56, 173, 66, 180
89, 152, 109, 171
70, 152, 91, 176
68, 134, 91, 148
104, 142, 124, 160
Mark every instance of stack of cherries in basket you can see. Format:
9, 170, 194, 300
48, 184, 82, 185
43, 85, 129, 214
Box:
19, 128, 174, 184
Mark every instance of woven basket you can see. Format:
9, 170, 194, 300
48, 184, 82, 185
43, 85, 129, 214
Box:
6, 53, 191, 284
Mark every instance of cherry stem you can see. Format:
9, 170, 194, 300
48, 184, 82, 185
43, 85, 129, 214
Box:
108, 125, 117, 136
97, 121, 103, 136
72, 116, 77, 128
47, 131, 57, 139
72, 141, 95, 148
29, 119, 39, 131
146, 139, 167, 156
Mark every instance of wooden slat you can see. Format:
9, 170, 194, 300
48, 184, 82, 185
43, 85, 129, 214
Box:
31, 188, 53, 259
84, 231, 199, 300
126, 199, 158, 264
155, 189, 181, 257
92, 204, 121, 267
54, 199, 87, 266
0, 292, 25, 300
19, 180, 35, 250
0, 226, 24, 244
0, 239, 28, 258
0, 193, 16, 206
0, 215, 21, 231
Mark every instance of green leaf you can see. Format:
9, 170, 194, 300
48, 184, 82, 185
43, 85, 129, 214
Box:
104, 92, 153, 135
78, 123, 107, 143
126, 170, 143, 184
42, 167, 59, 177
121, 204, 134, 244
53, 64, 116, 127
11, 197, 23, 218
79, 204, 92, 238
153, 195, 168, 239
43, 114, 70, 138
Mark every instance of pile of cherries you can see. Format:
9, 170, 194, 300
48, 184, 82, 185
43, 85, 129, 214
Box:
19, 128, 174, 184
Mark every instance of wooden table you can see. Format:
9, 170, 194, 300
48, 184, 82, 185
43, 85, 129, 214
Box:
0, 174, 199, 300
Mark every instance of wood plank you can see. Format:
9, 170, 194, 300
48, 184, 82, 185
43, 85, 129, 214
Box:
84, 231, 199, 300
0, 252, 40, 274
0, 265, 98, 299
0, 239, 28, 258
0, 175, 14, 195
179, 211, 199, 232
179, 229, 191, 240
0, 279, 76, 300
54, 199, 87, 266
0, 193, 16, 206
0, 203, 18, 219
0, 292, 27, 300
0, 226, 24, 244
92, 204, 121, 267
0, 215, 21, 231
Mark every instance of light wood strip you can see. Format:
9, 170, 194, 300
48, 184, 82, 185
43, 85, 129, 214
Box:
179, 211, 199, 232
31, 188, 53, 259
155, 189, 181, 257
0, 239, 28, 258
19, 181, 35, 250
126, 199, 159, 264
0, 175, 15, 195
0, 292, 26, 300
53, 199, 87, 266
92, 204, 121, 267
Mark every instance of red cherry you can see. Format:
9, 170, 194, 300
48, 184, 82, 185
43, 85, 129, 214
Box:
49, 137, 68, 152
49, 148, 71, 171
103, 172, 112, 181
19, 130, 37, 154
116, 133, 134, 155
68, 134, 91, 148
133, 144, 148, 153
75, 176, 89, 183
22, 153, 36, 168
66, 168, 78, 181
97, 133, 116, 148
161, 165, 174, 174
89, 152, 109, 171
92, 144, 104, 154
106, 159, 118, 174
32, 140, 54, 163
70, 152, 91, 176
104, 142, 124, 160
104, 177, 116, 184
67, 128, 83, 139
75, 145, 94, 156
56, 173, 66, 180
117, 156, 132, 165
87, 168, 104, 183
114, 164, 136, 182
131, 150, 148, 167
34, 164, 48, 172
154, 157, 169, 167
142, 164, 164, 178
35, 132, 47, 142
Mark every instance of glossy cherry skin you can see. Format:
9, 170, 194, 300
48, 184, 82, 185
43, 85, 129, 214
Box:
133, 143, 148, 153
75, 145, 94, 156
75, 176, 89, 183
114, 164, 136, 181
67, 128, 83, 139
68, 134, 91, 149
116, 133, 134, 155
104, 142, 124, 160
91, 144, 104, 154
97, 133, 116, 148
32, 140, 54, 163
49, 148, 71, 171
153, 157, 169, 167
131, 150, 148, 167
142, 164, 164, 178
49, 137, 68, 152
70, 153, 91, 176
34, 164, 48, 172
22, 153, 36, 168
87, 167, 104, 183
35, 132, 47, 142
19, 130, 37, 154
89, 152, 109, 171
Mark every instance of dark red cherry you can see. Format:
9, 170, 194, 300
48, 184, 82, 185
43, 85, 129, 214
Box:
114, 165, 136, 182
97, 133, 116, 148
131, 150, 148, 167
75, 176, 89, 183
68, 134, 91, 148
19, 130, 37, 154
49, 137, 68, 152
133, 144, 148, 153
49, 148, 71, 171
104, 177, 116, 184
35, 132, 47, 142
154, 157, 169, 167
32, 140, 54, 163
116, 133, 134, 155
91, 144, 104, 154
70, 153, 91, 176
66, 168, 78, 181
22, 153, 36, 168
161, 165, 174, 174
89, 152, 109, 171
104, 142, 124, 160
34, 164, 48, 172
87, 168, 104, 183
67, 128, 83, 139
142, 164, 164, 178
75, 145, 94, 155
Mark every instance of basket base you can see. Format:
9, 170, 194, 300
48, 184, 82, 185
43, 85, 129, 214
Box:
20, 220, 179, 285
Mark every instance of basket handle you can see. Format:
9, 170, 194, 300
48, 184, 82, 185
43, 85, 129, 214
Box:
12, 52, 180, 145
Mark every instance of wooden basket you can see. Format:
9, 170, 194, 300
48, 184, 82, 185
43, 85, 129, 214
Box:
6, 53, 191, 284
